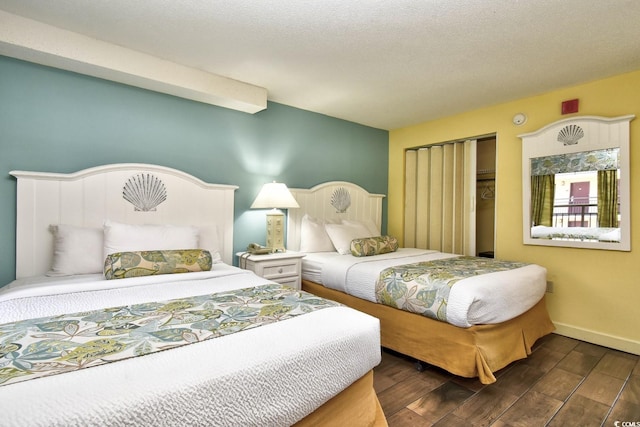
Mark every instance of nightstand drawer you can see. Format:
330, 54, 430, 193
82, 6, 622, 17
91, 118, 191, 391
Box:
236, 251, 305, 290
273, 276, 299, 288
261, 261, 299, 279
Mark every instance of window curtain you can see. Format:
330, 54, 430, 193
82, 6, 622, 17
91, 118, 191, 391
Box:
597, 169, 618, 227
530, 175, 555, 226
404, 140, 475, 255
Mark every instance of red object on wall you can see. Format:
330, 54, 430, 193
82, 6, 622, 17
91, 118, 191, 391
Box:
561, 99, 579, 114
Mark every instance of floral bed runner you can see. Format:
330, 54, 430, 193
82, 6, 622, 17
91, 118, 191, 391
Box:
375, 256, 528, 323
0, 284, 340, 387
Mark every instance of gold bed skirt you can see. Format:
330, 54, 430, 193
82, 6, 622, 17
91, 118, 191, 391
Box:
294, 370, 387, 427
302, 279, 555, 384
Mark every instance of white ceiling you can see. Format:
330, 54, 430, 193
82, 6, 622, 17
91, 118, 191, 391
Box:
1, 0, 640, 130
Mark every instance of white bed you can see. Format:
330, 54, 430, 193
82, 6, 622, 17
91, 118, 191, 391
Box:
1, 165, 386, 427
288, 181, 555, 384
301, 248, 547, 328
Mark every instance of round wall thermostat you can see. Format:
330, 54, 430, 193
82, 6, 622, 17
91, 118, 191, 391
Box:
512, 113, 527, 125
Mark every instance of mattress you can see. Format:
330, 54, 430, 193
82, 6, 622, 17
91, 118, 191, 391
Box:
0, 267, 381, 427
301, 248, 547, 327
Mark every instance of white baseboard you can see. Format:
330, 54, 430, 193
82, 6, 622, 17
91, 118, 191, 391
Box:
553, 322, 640, 355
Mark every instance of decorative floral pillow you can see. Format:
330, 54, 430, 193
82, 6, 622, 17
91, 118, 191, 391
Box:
104, 249, 212, 280
350, 236, 399, 257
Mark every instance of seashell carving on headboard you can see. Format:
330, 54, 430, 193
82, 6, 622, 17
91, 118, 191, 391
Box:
123, 173, 167, 211
330, 187, 351, 213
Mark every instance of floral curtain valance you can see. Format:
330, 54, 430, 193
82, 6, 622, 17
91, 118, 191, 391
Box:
530, 148, 619, 176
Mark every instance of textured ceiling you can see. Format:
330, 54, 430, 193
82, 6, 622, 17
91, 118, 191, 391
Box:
1, 0, 640, 130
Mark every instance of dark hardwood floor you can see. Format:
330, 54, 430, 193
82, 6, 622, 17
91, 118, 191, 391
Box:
373, 333, 640, 426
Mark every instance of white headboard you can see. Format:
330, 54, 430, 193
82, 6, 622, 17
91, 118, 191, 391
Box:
10, 163, 238, 278
287, 181, 385, 251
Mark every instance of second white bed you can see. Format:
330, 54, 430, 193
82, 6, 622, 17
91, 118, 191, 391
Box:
302, 248, 547, 328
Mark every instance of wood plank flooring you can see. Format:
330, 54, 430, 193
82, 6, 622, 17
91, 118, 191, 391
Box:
373, 333, 640, 426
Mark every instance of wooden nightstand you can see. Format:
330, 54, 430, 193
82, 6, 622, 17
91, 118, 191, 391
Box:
236, 251, 305, 289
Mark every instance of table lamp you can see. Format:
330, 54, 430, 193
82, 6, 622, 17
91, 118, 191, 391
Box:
250, 182, 299, 252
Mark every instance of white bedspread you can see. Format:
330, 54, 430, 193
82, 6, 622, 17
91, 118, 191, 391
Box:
0, 267, 381, 427
303, 248, 547, 327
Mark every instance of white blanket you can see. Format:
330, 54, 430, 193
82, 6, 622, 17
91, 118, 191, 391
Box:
0, 268, 381, 427
305, 248, 547, 327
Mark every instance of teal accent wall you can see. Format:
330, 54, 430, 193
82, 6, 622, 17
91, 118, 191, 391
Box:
0, 55, 388, 286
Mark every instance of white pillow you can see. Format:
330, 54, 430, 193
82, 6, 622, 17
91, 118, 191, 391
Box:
324, 222, 374, 255
299, 215, 337, 253
341, 219, 380, 236
47, 224, 104, 276
103, 221, 200, 260
197, 225, 223, 263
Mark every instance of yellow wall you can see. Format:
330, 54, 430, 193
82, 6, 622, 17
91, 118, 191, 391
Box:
388, 69, 640, 354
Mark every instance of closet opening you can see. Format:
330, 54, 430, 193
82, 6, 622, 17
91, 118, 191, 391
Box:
476, 136, 496, 258
403, 134, 496, 257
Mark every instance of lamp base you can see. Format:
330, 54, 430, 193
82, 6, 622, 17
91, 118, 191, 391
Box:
265, 210, 286, 252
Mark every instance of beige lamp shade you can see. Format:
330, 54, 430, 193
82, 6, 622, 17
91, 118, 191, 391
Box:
251, 182, 299, 252
250, 182, 300, 209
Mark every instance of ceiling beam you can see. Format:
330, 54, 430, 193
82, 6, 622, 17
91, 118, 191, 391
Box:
0, 10, 267, 114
